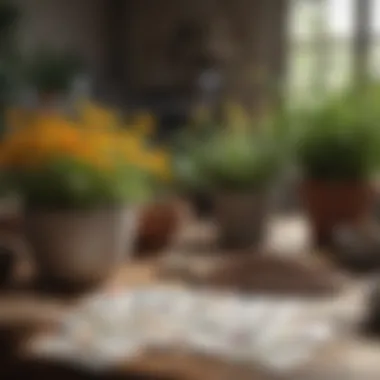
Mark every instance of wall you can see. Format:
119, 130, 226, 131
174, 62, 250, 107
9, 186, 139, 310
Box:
13, 0, 106, 78
119, 0, 288, 112
12, 0, 288, 111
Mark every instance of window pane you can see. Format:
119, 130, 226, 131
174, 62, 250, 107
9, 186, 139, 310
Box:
289, 0, 355, 40
287, 0, 355, 105
326, 0, 355, 37
289, 0, 324, 42
370, 0, 380, 34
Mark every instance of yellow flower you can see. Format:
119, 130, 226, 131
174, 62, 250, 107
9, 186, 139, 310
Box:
79, 101, 120, 130
0, 105, 172, 182
132, 112, 156, 136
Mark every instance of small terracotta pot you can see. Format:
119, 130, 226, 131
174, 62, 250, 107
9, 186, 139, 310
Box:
214, 192, 269, 250
136, 200, 181, 255
300, 180, 373, 248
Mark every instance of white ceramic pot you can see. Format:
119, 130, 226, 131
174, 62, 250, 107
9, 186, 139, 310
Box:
214, 193, 269, 250
24, 207, 137, 287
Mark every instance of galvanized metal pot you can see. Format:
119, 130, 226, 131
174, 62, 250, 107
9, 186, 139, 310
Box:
214, 193, 269, 250
24, 207, 138, 288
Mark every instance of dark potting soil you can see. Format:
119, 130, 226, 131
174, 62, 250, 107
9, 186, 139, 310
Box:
165, 254, 343, 296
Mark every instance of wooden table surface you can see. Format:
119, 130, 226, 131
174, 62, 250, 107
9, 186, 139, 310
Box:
0, 216, 380, 379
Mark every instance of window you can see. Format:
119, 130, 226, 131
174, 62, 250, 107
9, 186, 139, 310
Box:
287, 0, 380, 105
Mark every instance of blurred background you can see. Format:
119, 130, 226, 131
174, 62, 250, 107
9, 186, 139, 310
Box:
5, 0, 380, 113
7, 0, 379, 129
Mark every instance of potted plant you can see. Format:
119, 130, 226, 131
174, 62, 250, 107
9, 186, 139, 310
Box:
296, 91, 380, 248
175, 112, 281, 250
0, 110, 152, 289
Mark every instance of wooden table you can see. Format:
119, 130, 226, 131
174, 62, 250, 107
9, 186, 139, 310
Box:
0, 217, 380, 379
0, 260, 374, 380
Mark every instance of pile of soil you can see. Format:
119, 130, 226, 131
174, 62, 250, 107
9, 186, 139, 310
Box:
165, 254, 344, 296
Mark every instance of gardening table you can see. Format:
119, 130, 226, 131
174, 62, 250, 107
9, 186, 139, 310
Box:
0, 216, 379, 379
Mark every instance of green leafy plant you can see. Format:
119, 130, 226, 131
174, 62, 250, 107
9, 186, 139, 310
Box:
174, 112, 282, 192
9, 158, 152, 210
295, 90, 380, 181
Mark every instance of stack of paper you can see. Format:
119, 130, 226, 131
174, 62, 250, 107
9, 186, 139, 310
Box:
32, 286, 345, 373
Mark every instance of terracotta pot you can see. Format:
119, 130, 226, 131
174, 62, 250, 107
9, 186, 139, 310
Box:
24, 207, 137, 289
136, 200, 181, 254
300, 180, 373, 248
214, 192, 269, 250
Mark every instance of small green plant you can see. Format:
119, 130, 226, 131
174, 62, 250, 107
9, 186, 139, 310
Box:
9, 159, 151, 210
295, 90, 380, 181
25, 49, 83, 95
174, 107, 282, 193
